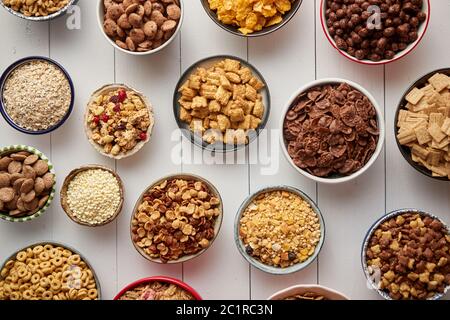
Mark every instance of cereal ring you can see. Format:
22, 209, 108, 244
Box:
82, 277, 90, 287
88, 289, 98, 300
30, 274, 40, 284
39, 261, 51, 269
39, 278, 50, 289
87, 282, 96, 289
77, 289, 87, 299
69, 288, 77, 299
49, 249, 58, 259
26, 248, 33, 258
81, 270, 88, 281
16, 251, 27, 262
35, 287, 45, 295
10, 292, 21, 300
22, 289, 34, 300
28, 259, 39, 268
62, 249, 72, 258
39, 251, 50, 261
42, 290, 53, 300
43, 244, 53, 251
19, 284, 30, 292
32, 245, 44, 255
51, 257, 64, 267
1, 268, 8, 278
42, 267, 53, 275
50, 280, 62, 292
22, 272, 32, 282
5, 260, 14, 269
17, 267, 28, 278
68, 254, 81, 265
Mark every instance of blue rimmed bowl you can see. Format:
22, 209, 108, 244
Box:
0, 145, 56, 223
362, 209, 450, 300
0, 0, 78, 21
0, 56, 75, 135
234, 185, 325, 275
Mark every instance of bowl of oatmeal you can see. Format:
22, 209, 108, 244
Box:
114, 276, 202, 300
84, 84, 154, 160
0, 56, 74, 135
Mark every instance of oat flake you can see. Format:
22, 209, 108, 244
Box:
3, 60, 71, 131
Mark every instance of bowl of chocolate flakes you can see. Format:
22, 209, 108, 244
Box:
280, 79, 385, 184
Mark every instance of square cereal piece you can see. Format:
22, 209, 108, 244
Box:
397, 109, 408, 126
414, 126, 432, 145
441, 117, 450, 134
220, 75, 232, 91
253, 100, 264, 118
233, 84, 246, 100
223, 59, 241, 73
238, 67, 253, 83
405, 87, 424, 105
412, 144, 430, 160
191, 96, 208, 110
427, 123, 446, 143
208, 100, 221, 113
188, 75, 202, 90
428, 73, 450, 92
249, 77, 265, 91
427, 150, 442, 166
429, 113, 444, 126
397, 130, 417, 145
215, 86, 232, 106
432, 137, 449, 150
245, 84, 257, 102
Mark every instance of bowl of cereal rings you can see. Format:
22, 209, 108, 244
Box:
201, 0, 303, 37
0, 242, 101, 300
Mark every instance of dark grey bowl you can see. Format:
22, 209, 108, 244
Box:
361, 209, 450, 300
200, 0, 303, 37
173, 55, 270, 153
394, 68, 450, 181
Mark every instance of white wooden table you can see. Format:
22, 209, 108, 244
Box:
1, 0, 449, 300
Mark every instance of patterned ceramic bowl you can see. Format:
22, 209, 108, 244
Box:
0, 145, 55, 223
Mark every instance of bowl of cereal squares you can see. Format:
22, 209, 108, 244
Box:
321, 0, 430, 65
85, 84, 154, 160
268, 284, 349, 300
0, 56, 74, 135
174, 56, 270, 152
0, 241, 101, 300
0, 0, 77, 21
60, 165, 124, 227
0, 145, 56, 223
235, 185, 325, 275
281, 78, 385, 184
98, 0, 183, 55
362, 209, 450, 300
201, 0, 303, 36
114, 276, 202, 300
130, 174, 223, 264
395, 69, 450, 180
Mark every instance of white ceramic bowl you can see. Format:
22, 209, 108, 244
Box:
268, 284, 349, 300
280, 78, 385, 184
320, 0, 430, 65
96, 0, 184, 56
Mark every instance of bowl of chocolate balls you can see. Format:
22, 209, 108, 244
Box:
321, 0, 430, 65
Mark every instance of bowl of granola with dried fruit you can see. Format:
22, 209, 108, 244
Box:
362, 209, 450, 300
235, 185, 325, 275
281, 78, 385, 184
97, 0, 183, 55
0, 56, 74, 135
114, 276, 202, 300
0, 145, 56, 223
395, 69, 450, 180
174, 55, 270, 152
130, 174, 223, 264
201, 0, 303, 37
268, 284, 349, 300
0, 0, 77, 21
85, 84, 154, 160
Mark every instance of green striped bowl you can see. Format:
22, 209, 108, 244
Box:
0, 145, 55, 223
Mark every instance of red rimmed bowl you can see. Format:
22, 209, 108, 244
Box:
320, 0, 430, 65
114, 276, 202, 300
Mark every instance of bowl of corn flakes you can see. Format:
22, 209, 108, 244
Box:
174, 55, 270, 152
201, 0, 303, 37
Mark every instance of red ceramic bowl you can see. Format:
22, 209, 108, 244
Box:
114, 276, 202, 300
320, 0, 431, 65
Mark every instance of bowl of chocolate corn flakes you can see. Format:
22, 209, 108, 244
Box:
268, 284, 349, 300
280, 78, 385, 184
395, 69, 450, 180
114, 276, 202, 300
201, 0, 303, 36
174, 55, 270, 152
